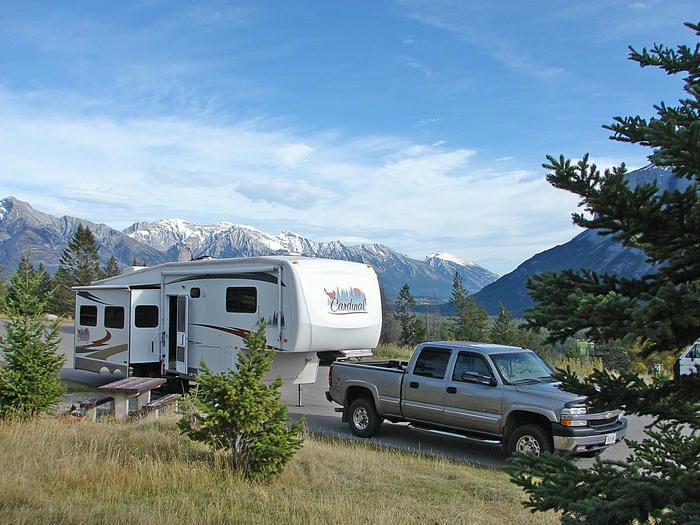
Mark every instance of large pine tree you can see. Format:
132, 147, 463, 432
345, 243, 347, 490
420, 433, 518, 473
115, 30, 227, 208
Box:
510, 22, 700, 524
51, 225, 104, 316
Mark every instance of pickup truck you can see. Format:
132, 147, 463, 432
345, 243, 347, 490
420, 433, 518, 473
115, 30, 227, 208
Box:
326, 341, 627, 456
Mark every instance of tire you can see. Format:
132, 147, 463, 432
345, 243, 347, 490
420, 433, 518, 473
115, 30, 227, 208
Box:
348, 398, 382, 437
508, 424, 553, 456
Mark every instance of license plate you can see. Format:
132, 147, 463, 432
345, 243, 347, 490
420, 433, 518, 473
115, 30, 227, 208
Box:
605, 433, 616, 445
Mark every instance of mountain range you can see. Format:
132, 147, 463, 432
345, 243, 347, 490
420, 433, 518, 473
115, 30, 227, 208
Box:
0, 197, 498, 302
0, 164, 680, 315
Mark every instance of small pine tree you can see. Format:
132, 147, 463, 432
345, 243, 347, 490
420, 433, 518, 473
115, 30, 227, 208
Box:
489, 303, 520, 346
0, 264, 6, 313
103, 255, 121, 278
448, 272, 489, 341
0, 260, 65, 418
394, 284, 426, 347
178, 323, 304, 480
6, 257, 51, 312
379, 285, 400, 344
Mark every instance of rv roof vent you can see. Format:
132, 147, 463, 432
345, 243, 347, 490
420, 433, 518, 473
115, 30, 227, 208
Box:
122, 265, 147, 275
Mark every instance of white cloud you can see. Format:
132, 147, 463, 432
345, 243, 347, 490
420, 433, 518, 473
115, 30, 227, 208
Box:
0, 89, 584, 273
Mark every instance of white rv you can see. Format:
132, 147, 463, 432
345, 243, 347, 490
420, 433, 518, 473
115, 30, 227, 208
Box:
73, 256, 382, 387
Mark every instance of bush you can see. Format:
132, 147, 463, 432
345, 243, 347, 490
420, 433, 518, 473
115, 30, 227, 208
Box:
178, 323, 304, 480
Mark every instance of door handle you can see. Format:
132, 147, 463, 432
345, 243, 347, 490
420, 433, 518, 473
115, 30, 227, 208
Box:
446, 387, 457, 394
409, 382, 419, 389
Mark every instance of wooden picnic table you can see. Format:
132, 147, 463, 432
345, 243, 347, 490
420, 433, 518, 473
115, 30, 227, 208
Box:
98, 377, 167, 420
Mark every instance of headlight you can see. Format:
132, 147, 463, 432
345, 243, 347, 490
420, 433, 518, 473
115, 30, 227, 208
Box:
561, 406, 588, 427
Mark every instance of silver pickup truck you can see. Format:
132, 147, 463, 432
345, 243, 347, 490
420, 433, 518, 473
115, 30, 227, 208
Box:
326, 341, 627, 456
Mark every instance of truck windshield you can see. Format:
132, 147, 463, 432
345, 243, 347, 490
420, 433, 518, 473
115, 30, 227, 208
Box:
489, 351, 555, 385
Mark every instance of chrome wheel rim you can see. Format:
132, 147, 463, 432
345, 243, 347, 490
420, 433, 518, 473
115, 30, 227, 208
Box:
353, 407, 369, 430
516, 435, 541, 456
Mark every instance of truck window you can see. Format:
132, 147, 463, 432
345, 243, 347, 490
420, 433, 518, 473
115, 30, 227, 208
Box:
453, 352, 493, 382
226, 287, 257, 313
135, 305, 159, 328
105, 306, 125, 329
413, 348, 451, 379
79, 305, 97, 326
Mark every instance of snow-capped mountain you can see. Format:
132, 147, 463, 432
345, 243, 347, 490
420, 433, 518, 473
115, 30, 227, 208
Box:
0, 196, 168, 273
123, 220, 497, 298
0, 198, 498, 301
425, 252, 500, 293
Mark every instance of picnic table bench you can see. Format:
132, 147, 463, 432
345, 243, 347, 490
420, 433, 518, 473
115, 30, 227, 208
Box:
98, 377, 167, 420
143, 393, 181, 420
79, 395, 114, 422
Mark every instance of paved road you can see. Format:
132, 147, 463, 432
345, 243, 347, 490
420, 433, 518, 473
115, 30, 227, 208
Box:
44, 323, 648, 468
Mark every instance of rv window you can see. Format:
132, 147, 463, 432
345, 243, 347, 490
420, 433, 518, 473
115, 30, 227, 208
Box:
226, 287, 257, 313
105, 306, 125, 329
135, 305, 159, 328
79, 305, 97, 326
190, 287, 201, 298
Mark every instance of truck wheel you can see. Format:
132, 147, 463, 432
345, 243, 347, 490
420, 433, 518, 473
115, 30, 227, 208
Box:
508, 424, 553, 456
348, 398, 382, 437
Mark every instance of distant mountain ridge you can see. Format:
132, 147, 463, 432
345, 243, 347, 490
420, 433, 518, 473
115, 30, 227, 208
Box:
0, 197, 169, 274
123, 218, 500, 298
0, 197, 498, 301
475, 164, 687, 316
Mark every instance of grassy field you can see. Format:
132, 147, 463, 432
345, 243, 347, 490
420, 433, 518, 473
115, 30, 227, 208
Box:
0, 414, 558, 525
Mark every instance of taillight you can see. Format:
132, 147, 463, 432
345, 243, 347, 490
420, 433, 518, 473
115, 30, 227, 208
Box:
328, 365, 333, 386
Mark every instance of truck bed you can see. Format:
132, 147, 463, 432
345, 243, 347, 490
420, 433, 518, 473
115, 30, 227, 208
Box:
334, 359, 408, 371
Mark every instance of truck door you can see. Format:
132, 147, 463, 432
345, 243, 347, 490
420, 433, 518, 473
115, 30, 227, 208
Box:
401, 346, 451, 424
443, 351, 503, 434
167, 294, 189, 375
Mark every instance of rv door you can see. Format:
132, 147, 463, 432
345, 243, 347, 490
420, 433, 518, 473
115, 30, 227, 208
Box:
167, 294, 189, 375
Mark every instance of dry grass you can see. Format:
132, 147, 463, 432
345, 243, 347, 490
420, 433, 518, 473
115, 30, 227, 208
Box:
0, 415, 558, 525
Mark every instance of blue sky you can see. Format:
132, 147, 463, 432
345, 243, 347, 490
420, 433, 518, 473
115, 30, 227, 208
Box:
0, 1, 696, 274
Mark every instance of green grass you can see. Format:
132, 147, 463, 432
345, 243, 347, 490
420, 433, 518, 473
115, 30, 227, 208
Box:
0, 415, 558, 524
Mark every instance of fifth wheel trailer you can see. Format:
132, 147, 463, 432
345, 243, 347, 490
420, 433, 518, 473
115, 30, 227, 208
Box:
73, 256, 382, 387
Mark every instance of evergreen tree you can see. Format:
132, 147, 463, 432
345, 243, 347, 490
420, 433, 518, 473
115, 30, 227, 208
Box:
489, 303, 520, 346
0, 264, 6, 313
6, 257, 51, 311
52, 225, 104, 315
394, 284, 426, 347
448, 272, 489, 341
0, 259, 65, 418
379, 285, 400, 345
103, 255, 121, 278
510, 22, 700, 524
178, 323, 304, 480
